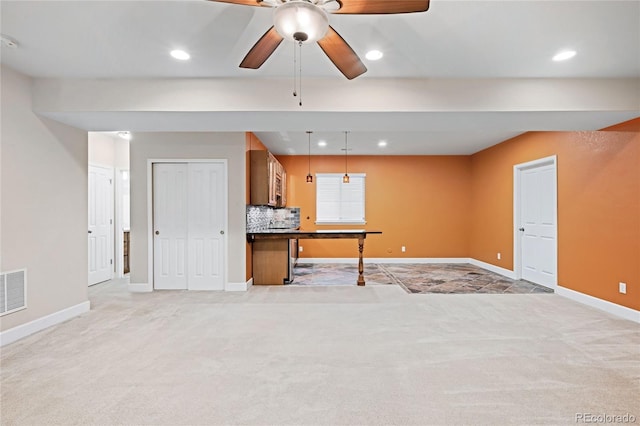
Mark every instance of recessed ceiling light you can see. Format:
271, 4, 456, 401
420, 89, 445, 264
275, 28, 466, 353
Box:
117, 131, 132, 141
378, 141, 387, 147
318, 141, 327, 147
1, 34, 18, 49
552, 50, 576, 62
365, 50, 383, 61
170, 49, 190, 61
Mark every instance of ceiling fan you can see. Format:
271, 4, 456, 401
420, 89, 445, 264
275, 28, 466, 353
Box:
208, 0, 430, 80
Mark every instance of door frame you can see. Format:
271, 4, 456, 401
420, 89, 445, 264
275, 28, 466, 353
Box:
513, 155, 558, 286
146, 159, 229, 291
114, 167, 129, 278
88, 163, 114, 285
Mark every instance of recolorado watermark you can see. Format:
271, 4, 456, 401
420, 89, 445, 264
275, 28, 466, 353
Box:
576, 413, 637, 424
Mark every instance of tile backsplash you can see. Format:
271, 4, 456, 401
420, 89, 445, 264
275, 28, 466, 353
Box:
246, 206, 300, 231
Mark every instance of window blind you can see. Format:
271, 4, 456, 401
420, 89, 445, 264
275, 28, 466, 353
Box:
316, 173, 365, 224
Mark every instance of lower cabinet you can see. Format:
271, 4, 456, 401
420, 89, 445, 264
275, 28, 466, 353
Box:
252, 240, 291, 285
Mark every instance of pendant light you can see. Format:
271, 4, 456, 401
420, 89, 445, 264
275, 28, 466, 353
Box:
343, 131, 350, 184
306, 130, 313, 183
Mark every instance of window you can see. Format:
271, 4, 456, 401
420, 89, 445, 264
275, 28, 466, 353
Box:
316, 173, 366, 224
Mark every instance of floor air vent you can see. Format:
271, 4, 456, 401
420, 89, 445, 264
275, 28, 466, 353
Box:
1, 269, 27, 316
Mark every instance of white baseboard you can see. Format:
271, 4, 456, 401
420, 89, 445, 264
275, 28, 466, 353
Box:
468, 258, 517, 279
128, 282, 152, 293
299, 257, 470, 264
0, 301, 91, 347
371, 257, 469, 264
226, 278, 253, 292
298, 258, 358, 264
130, 281, 254, 292
555, 286, 640, 324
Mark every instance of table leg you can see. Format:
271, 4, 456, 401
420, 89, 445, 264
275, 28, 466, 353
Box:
357, 236, 365, 286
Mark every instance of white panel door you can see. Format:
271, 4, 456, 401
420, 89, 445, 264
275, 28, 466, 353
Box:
519, 163, 557, 287
153, 164, 188, 290
187, 163, 225, 290
88, 165, 113, 285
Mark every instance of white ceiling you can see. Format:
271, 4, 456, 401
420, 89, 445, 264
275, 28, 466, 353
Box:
1, 0, 639, 155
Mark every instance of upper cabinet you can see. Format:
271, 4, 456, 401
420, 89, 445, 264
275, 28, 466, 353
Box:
250, 150, 287, 207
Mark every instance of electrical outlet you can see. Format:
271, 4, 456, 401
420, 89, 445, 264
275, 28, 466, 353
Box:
497, 252, 501, 260
401, 246, 406, 253
299, 246, 303, 253
619, 282, 627, 294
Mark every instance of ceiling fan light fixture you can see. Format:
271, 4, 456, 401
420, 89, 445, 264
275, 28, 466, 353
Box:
274, 1, 329, 43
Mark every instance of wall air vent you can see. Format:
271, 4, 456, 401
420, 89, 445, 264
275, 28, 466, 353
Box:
0, 269, 27, 316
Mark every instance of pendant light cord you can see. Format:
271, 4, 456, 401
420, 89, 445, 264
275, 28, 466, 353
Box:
306, 130, 313, 183
308, 135, 311, 172
343, 131, 350, 183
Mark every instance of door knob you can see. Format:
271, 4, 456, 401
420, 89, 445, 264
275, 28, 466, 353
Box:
88, 230, 92, 234
518, 227, 525, 232
220, 230, 225, 235
155, 231, 160, 235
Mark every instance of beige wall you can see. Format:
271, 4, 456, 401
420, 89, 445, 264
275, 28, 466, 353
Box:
1, 65, 89, 331
88, 132, 129, 170
129, 132, 246, 286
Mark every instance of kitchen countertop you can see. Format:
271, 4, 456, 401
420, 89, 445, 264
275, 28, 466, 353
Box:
247, 229, 382, 241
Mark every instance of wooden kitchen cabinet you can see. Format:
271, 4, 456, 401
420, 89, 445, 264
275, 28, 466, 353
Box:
250, 150, 287, 207
280, 168, 287, 207
252, 239, 289, 285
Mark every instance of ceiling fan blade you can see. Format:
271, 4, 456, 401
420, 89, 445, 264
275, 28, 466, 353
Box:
240, 26, 284, 69
333, 0, 430, 14
207, 0, 267, 7
317, 26, 367, 80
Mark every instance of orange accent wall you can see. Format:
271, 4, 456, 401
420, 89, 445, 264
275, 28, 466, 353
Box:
601, 117, 640, 132
470, 128, 639, 310
245, 132, 268, 280
277, 155, 472, 259
257, 120, 638, 311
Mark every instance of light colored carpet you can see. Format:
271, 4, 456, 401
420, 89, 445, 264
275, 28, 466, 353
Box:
1, 278, 638, 425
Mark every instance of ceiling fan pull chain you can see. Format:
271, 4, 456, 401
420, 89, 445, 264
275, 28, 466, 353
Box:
298, 41, 303, 107
293, 41, 297, 98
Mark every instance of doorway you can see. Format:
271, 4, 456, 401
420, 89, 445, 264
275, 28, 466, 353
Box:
152, 161, 227, 290
514, 155, 558, 289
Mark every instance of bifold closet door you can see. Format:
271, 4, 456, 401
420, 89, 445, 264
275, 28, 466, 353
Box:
153, 164, 188, 290
153, 162, 225, 290
187, 163, 225, 291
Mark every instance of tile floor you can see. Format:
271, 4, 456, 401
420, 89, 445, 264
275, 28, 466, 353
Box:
292, 262, 554, 294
